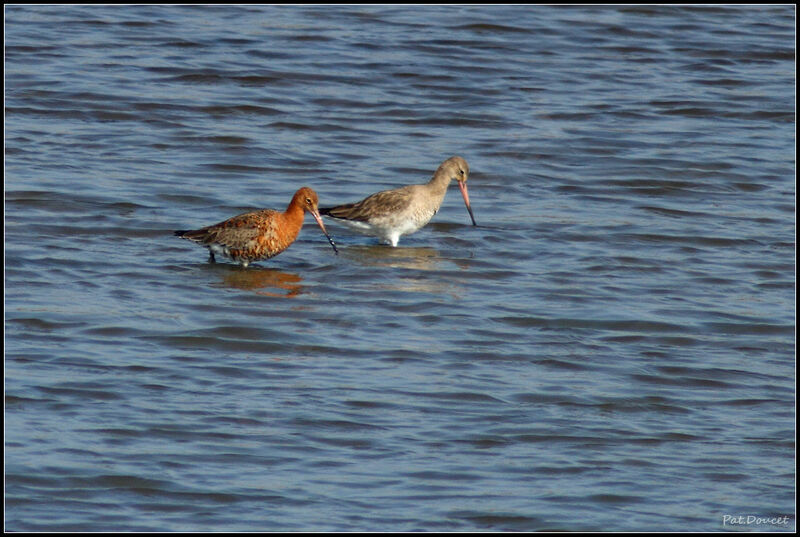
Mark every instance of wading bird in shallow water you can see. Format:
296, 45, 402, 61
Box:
319, 156, 476, 247
174, 186, 338, 267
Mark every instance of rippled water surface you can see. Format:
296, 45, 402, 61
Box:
5, 4, 795, 532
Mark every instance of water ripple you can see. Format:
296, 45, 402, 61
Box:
4, 4, 794, 533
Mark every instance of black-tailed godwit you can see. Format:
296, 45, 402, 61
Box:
175, 186, 338, 267
319, 156, 475, 247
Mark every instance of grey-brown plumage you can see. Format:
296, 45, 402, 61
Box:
319, 156, 475, 246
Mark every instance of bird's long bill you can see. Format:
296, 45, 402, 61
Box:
458, 180, 477, 226
311, 210, 339, 255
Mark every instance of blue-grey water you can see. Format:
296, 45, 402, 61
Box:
4, 4, 795, 532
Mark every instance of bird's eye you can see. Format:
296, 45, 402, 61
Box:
305, 198, 313, 205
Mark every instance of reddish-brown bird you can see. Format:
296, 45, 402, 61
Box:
175, 186, 338, 267
319, 156, 475, 247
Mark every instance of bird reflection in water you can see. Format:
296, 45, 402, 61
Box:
346, 244, 441, 271
344, 245, 464, 298
346, 243, 472, 271
216, 267, 303, 298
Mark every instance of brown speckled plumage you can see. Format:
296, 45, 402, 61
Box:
175, 187, 337, 267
